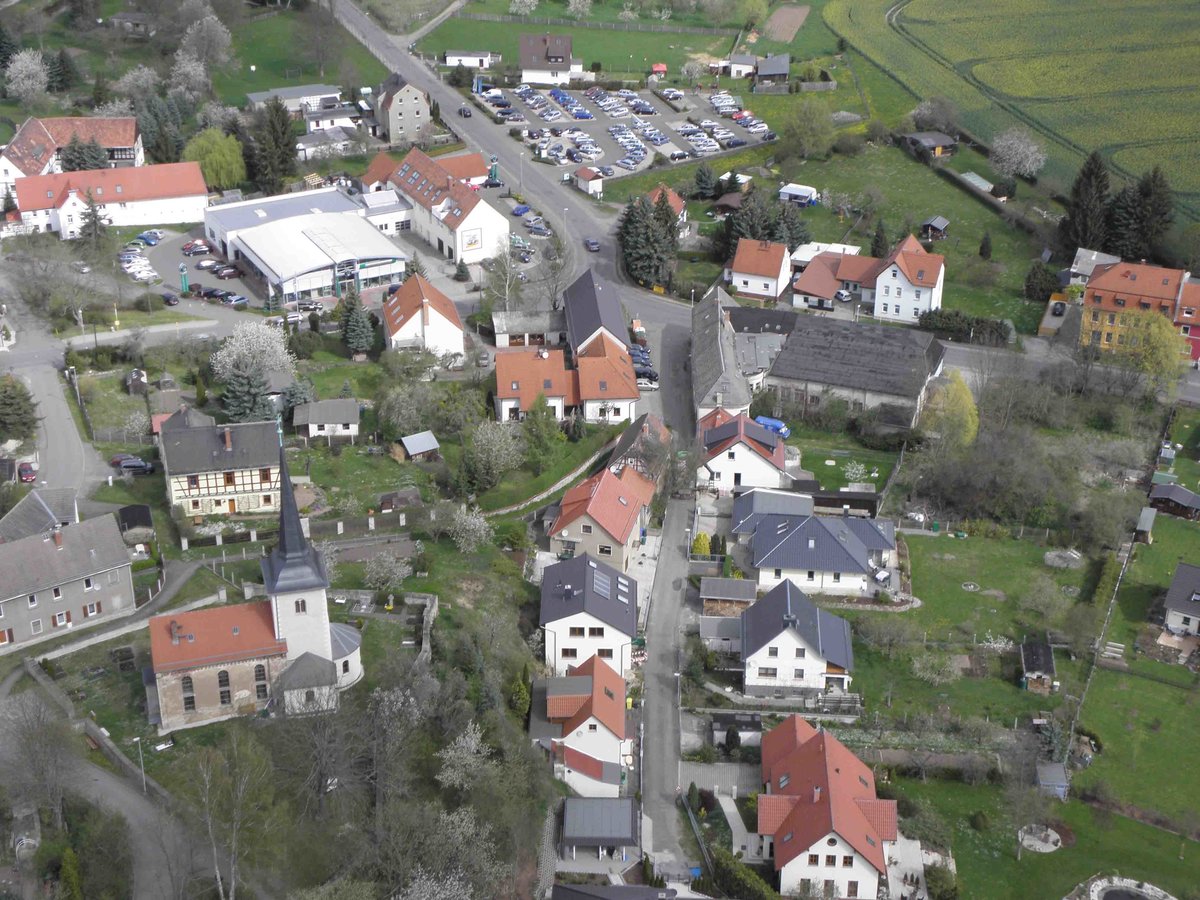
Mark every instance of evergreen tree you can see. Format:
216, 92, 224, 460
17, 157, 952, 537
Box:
0, 374, 39, 442
523, 393, 563, 475
1023, 261, 1059, 303
406, 252, 428, 280
44, 50, 66, 93
344, 304, 374, 354
1137, 165, 1174, 256
651, 190, 680, 283
1105, 184, 1146, 260
283, 378, 316, 421
78, 190, 107, 254
871, 219, 889, 257
1, 187, 15, 214
61, 137, 108, 172
222, 367, 274, 422
693, 163, 717, 200
194, 376, 208, 407
454, 258, 470, 281
717, 186, 779, 260
618, 197, 669, 286
774, 203, 810, 251
339, 287, 362, 342
979, 231, 992, 260
58, 847, 83, 900
339, 378, 353, 398
56, 47, 80, 90
0, 21, 17, 71
1058, 150, 1110, 255
91, 71, 110, 108
254, 97, 296, 194
66, 0, 99, 25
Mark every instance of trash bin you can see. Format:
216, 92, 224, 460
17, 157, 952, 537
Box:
931, 522, 940, 533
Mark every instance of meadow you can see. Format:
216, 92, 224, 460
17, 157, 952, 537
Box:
823, 0, 1200, 220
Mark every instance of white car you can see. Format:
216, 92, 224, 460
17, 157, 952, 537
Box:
636, 378, 659, 391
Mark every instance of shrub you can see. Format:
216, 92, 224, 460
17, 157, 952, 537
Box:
834, 132, 865, 157
969, 810, 991, 831
926, 864, 959, 900
918, 308, 1010, 345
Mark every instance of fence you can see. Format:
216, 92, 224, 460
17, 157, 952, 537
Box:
180, 510, 410, 551
452, 11, 738, 34
93, 427, 155, 445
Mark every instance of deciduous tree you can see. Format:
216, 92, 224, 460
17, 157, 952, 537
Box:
183, 14, 233, 70
911, 96, 958, 135
567, 0, 593, 17
929, 369, 978, 451
466, 421, 522, 490
114, 64, 162, 98
450, 506, 493, 552
989, 126, 1047, 178
508, 0, 538, 12
300, 4, 345, 79
211, 321, 296, 381
169, 51, 211, 104
781, 96, 834, 161
5, 48, 50, 105
183, 127, 247, 189
522, 393, 563, 474
365, 552, 414, 592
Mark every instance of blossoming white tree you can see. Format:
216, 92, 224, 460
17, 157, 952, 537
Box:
210, 321, 296, 382
5, 49, 50, 106
450, 507, 493, 553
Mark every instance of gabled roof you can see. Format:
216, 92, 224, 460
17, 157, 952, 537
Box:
756, 54, 791, 77
576, 334, 639, 403
1087, 261, 1186, 303
15, 162, 207, 213
751, 513, 894, 576
389, 147, 482, 230
1020, 638, 1055, 677
149, 599, 286, 673
437, 152, 489, 183
3, 116, 138, 177
292, 399, 360, 427
647, 183, 685, 218
519, 32, 575, 69
608, 413, 670, 476
904, 131, 956, 149
575, 165, 603, 182
921, 215, 950, 231
1070, 248, 1121, 278
792, 254, 841, 299
1151, 482, 1200, 509
881, 234, 943, 288
692, 287, 752, 412
1164, 562, 1200, 620
0, 514, 129, 603
731, 238, 789, 280
540, 553, 637, 635
561, 798, 638, 847
382, 273, 464, 337
400, 430, 440, 455
495, 347, 580, 408
362, 151, 399, 188
699, 576, 757, 603
564, 655, 626, 738
698, 408, 786, 470
552, 467, 653, 544
260, 446, 330, 595
759, 716, 895, 874
731, 488, 814, 535
159, 412, 279, 475
740, 580, 853, 668
563, 268, 626, 354
0, 488, 78, 543
377, 72, 424, 113
246, 84, 341, 104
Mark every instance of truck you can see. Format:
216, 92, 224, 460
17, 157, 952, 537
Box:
754, 416, 791, 439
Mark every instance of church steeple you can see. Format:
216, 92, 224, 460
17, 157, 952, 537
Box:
261, 444, 328, 594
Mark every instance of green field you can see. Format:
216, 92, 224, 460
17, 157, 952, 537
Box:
1108, 514, 1200, 650
824, 0, 1200, 220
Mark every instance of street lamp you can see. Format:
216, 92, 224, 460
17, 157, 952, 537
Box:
132, 737, 146, 793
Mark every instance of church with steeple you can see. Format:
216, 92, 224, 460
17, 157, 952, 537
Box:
147, 445, 363, 734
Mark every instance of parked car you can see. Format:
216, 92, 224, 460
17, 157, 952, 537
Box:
483, 178, 504, 188
528, 225, 552, 237
633, 367, 659, 382
214, 266, 240, 279
222, 294, 248, 308
512, 204, 531, 217
835, 289, 852, 302
109, 452, 137, 467
183, 243, 211, 257
753, 415, 791, 438
17, 462, 37, 483
196, 258, 221, 270
297, 300, 324, 313
200, 287, 227, 299
143, 229, 166, 239
136, 232, 160, 246
636, 378, 660, 391
118, 458, 155, 476
584, 238, 600, 252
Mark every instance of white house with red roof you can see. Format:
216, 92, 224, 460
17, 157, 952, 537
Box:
550, 467, 655, 571
494, 336, 639, 424
529, 654, 630, 796
870, 235, 944, 323
436, 152, 490, 187
0, 116, 143, 197
386, 148, 508, 263
756, 716, 897, 898
575, 334, 640, 423
695, 408, 791, 492
382, 273, 465, 358
14, 162, 208, 239
727, 238, 791, 301
574, 165, 604, 198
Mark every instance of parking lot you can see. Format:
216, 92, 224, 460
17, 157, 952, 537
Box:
139, 228, 265, 309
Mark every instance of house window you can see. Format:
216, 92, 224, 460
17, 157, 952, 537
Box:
847, 882, 859, 898
28, 595, 36, 608
260, 468, 271, 483
883, 286, 889, 296
727, 450, 736, 459
825, 855, 836, 866
581, 524, 593, 535
255, 664, 266, 682
881, 303, 889, 313
832, 572, 841, 583
1115, 297, 1126, 307
1107, 313, 1116, 325
795, 647, 806, 658
561, 648, 578, 659
256, 683, 268, 700
757, 667, 777, 678
218, 670, 230, 688
891, 268, 898, 278
773, 568, 782, 579
762, 282, 769, 290
824, 882, 835, 896
742, 280, 749, 287
1185, 308, 1195, 317
598, 648, 613, 658
896, 289, 903, 299
843, 855, 853, 867
598, 545, 612, 556
53, 587, 61, 600
794, 668, 805, 679
782, 832, 793, 843
768, 647, 778, 658
192, 500, 201, 510
30, 619, 42, 635
84, 577, 93, 591
1104, 332, 1113, 344
317, 423, 326, 431
84, 602, 99, 617
807, 854, 818, 866
1091, 310, 1099, 322
224, 472, 236, 487
220, 689, 232, 705
569, 627, 585, 637
913, 308, 919, 317
342, 660, 350, 674
294, 598, 308, 614
806, 570, 814, 581
305, 689, 315, 703
588, 627, 604, 637
187, 475, 199, 489
915, 290, 922, 300
263, 495, 273, 505
184, 694, 196, 711
53, 612, 68, 627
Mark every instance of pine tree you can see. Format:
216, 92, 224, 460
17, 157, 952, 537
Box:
979, 231, 992, 260
406, 252, 428, 281
44, 50, 66, 93
78, 191, 106, 254
619, 197, 667, 285
339, 379, 353, 398
254, 97, 296, 194
0, 21, 17, 71
91, 71, 110, 108
693, 163, 717, 200
718, 186, 778, 261
1023, 261, 1059, 303
454, 258, 470, 281
195, 376, 208, 407
1137, 165, 1174, 256
344, 305, 374, 354
283, 378, 315, 421
775, 203, 810, 251
339, 287, 362, 342
222, 367, 274, 422
1, 188, 15, 213
1106, 184, 1147, 260
651, 190, 680, 283
1058, 150, 1110, 255
0, 374, 39, 442
871, 219, 889, 257
56, 48, 79, 90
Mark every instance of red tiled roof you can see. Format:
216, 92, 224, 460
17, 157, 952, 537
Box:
150, 413, 174, 435
647, 183, 685, 218
575, 165, 602, 182
1178, 282, 1200, 325
1089, 261, 1185, 303
495, 348, 580, 408
757, 793, 800, 834
762, 714, 818, 771
389, 147, 481, 230
792, 255, 840, 299
546, 692, 589, 719
15, 162, 207, 213
731, 238, 789, 280
827, 252, 881, 284
149, 600, 287, 673
438, 152, 489, 183
556, 743, 605, 780
552, 468, 650, 544
855, 798, 898, 841
3, 116, 138, 178
362, 151, 398, 188
576, 334, 639, 402
381, 273, 464, 336
883, 234, 943, 288
564, 655, 626, 738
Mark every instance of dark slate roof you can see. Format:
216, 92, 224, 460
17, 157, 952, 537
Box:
608, 413, 668, 473
700, 576, 757, 602
159, 406, 215, 430
1164, 562, 1200, 620
0, 515, 129, 603
1151, 483, 1200, 509
922, 215, 950, 231
0, 488, 77, 543
540, 554, 637, 635
276, 652, 337, 691
159, 412, 279, 476
751, 514, 895, 574
261, 446, 330, 595
563, 269, 626, 353
293, 399, 359, 427
702, 417, 778, 454
552, 886, 677, 900
904, 131, 957, 149
1020, 639, 1055, 677
692, 288, 751, 411
726, 306, 798, 335
740, 580, 853, 669
756, 54, 791, 77
561, 798, 638, 846
732, 489, 815, 535
117, 504, 154, 532
700, 615, 741, 641
769, 317, 944, 402
329, 621, 363, 658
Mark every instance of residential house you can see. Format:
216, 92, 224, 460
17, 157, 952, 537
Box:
696, 408, 791, 492
540, 554, 637, 676
246, 85, 342, 116
0, 514, 134, 652
158, 408, 281, 517
730, 488, 815, 542
0, 488, 78, 543
495, 347, 579, 421
444, 50, 501, 69
295, 127, 360, 162
148, 448, 363, 733
919, 215, 950, 241
1150, 483, 1200, 520
1020, 637, 1056, 694
1163, 562, 1200, 636
564, 269, 627, 355
755, 54, 791, 85
382, 273, 466, 359
792, 253, 846, 311
871, 235, 945, 322
646, 183, 687, 234
766, 315, 945, 426
303, 97, 363, 134
1065, 248, 1121, 286
790, 242, 860, 274
519, 33, 584, 85
903, 131, 957, 157
529, 655, 630, 797
376, 73, 431, 144
1079, 261, 1196, 358
558, 799, 641, 866
778, 183, 819, 207
574, 166, 604, 198
549, 467, 655, 571
700, 576, 758, 616
740, 580, 854, 695
1, 116, 143, 197
399, 430, 440, 461
727, 239, 792, 301
756, 716, 897, 898
714, 54, 758, 78
438, 152, 490, 187
14, 162, 208, 238
750, 512, 896, 593
387, 148, 509, 262
691, 288, 753, 417
575, 334, 640, 423
293, 399, 360, 444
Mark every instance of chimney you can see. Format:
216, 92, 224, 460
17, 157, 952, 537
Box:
52, 525, 63, 548
223, 426, 232, 451
169, 620, 182, 645
421, 294, 430, 326
813, 785, 821, 803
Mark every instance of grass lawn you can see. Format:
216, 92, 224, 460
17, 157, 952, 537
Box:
1167, 405, 1200, 493
1109, 515, 1200, 649
78, 373, 147, 430
296, 442, 432, 517
298, 357, 387, 401
1075, 667, 1200, 825
785, 424, 898, 491
895, 777, 1200, 900
458, 0, 735, 30
161, 566, 232, 610
89, 464, 182, 557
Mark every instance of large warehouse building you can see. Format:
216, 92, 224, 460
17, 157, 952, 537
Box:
204, 189, 407, 302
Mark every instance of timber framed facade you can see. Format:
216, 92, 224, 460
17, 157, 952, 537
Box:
168, 465, 282, 517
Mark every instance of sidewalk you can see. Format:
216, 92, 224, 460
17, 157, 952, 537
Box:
716, 793, 756, 860
63, 318, 217, 348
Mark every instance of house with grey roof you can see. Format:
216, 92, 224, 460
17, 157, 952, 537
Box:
607, 413, 669, 480
692, 288, 752, 417
0, 488, 78, 543
1150, 483, 1200, 520
558, 798, 640, 866
731, 488, 815, 542
1163, 562, 1200, 636
751, 512, 895, 595
158, 408, 282, 518
765, 316, 944, 427
755, 54, 791, 84
564, 269, 627, 355
540, 554, 638, 675
246, 84, 342, 116
400, 430, 440, 460
0, 514, 134, 653
293, 399, 360, 444
740, 579, 854, 696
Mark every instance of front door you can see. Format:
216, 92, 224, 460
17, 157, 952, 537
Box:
228, 499, 236, 514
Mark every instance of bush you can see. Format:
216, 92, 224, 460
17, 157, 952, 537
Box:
708, 846, 780, 900
926, 864, 959, 900
991, 175, 1017, 199
834, 132, 865, 157
918, 308, 1010, 346
969, 810, 991, 831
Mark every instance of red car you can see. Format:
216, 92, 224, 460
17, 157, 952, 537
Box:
18, 462, 37, 483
